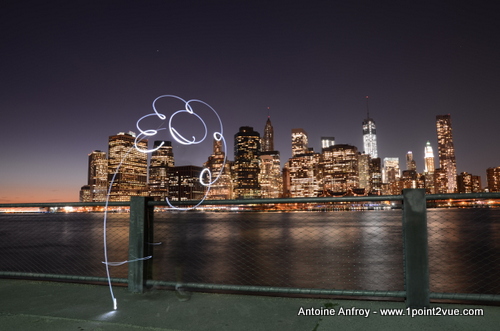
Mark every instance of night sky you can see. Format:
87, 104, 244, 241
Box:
2, 1, 500, 203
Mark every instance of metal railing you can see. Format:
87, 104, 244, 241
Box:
1, 189, 499, 308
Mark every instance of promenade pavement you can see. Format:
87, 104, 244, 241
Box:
0, 279, 499, 330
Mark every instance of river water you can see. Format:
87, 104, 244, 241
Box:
1, 208, 499, 295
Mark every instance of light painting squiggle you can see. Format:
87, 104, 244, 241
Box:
135, 95, 227, 210
103, 95, 226, 309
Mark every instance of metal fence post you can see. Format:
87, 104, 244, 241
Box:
402, 188, 430, 308
128, 196, 154, 293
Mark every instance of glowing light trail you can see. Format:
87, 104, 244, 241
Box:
103, 95, 225, 309
135, 95, 227, 210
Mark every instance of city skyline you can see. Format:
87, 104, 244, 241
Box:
2, 1, 500, 202
80, 112, 491, 202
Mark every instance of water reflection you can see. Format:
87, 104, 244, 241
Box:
153, 211, 406, 291
1, 209, 499, 295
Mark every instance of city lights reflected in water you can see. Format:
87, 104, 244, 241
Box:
1, 208, 499, 297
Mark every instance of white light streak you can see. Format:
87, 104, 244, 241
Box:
135, 95, 227, 210
103, 95, 226, 309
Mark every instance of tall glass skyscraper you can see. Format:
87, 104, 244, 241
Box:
424, 141, 435, 174
321, 144, 359, 194
108, 131, 148, 201
260, 116, 282, 199
406, 151, 416, 171
149, 140, 174, 200
321, 137, 335, 149
362, 98, 378, 158
234, 126, 261, 199
436, 114, 457, 193
262, 116, 274, 152
204, 138, 233, 200
383, 157, 400, 184
87, 150, 107, 202
291, 128, 309, 156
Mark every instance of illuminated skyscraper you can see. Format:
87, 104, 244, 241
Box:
259, 152, 282, 199
487, 167, 500, 192
436, 114, 457, 193
149, 140, 174, 200
383, 157, 400, 184
362, 96, 378, 158
434, 168, 448, 194
423, 141, 436, 193
87, 150, 107, 202
292, 128, 308, 156
424, 141, 435, 174
320, 144, 359, 195
286, 129, 319, 197
457, 172, 481, 193
262, 116, 274, 152
286, 152, 321, 197
321, 137, 335, 149
260, 116, 282, 199
79, 185, 92, 202
406, 151, 416, 171
167, 165, 205, 201
108, 131, 148, 201
358, 153, 371, 193
234, 126, 261, 199
204, 138, 233, 200
370, 158, 382, 195
401, 170, 418, 189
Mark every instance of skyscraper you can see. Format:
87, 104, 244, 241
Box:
487, 167, 500, 192
167, 165, 205, 201
87, 150, 107, 202
436, 114, 457, 193
358, 153, 371, 192
204, 138, 233, 200
291, 128, 309, 156
262, 116, 274, 152
423, 141, 436, 194
457, 172, 481, 193
321, 144, 359, 194
383, 157, 400, 184
424, 141, 435, 174
321, 137, 335, 149
79, 185, 92, 202
149, 140, 174, 200
234, 126, 261, 199
370, 158, 382, 195
286, 152, 321, 197
259, 153, 282, 199
260, 116, 282, 199
108, 131, 148, 201
406, 151, 416, 171
362, 96, 378, 158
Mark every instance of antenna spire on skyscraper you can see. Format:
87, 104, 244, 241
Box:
366, 95, 370, 118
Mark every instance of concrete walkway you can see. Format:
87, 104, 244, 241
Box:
0, 279, 499, 330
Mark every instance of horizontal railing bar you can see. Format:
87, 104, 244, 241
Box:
2, 272, 499, 302
429, 292, 500, 302
0, 272, 405, 297
0, 271, 128, 284
145, 280, 406, 297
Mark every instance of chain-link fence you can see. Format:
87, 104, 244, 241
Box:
427, 203, 500, 296
1, 192, 500, 304
150, 209, 404, 293
0, 205, 130, 281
